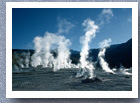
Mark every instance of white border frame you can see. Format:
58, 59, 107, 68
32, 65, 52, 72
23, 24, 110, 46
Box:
6, 2, 138, 98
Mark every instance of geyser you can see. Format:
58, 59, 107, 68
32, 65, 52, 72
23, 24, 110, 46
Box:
13, 51, 30, 69
117, 66, 132, 75
98, 38, 115, 74
31, 32, 72, 71
77, 19, 99, 79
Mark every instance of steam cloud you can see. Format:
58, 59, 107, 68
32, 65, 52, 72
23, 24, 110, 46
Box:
98, 38, 115, 74
77, 19, 99, 78
57, 17, 74, 34
99, 9, 114, 25
119, 68, 132, 75
113, 66, 132, 75
13, 51, 30, 69
31, 32, 73, 71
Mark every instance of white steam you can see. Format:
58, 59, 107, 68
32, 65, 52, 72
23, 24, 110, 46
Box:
13, 51, 30, 69
113, 66, 132, 75
31, 32, 72, 71
98, 38, 115, 74
31, 36, 43, 67
99, 9, 114, 25
53, 34, 72, 71
57, 17, 74, 34
119, 68, 132, 75
78, 19, 99, 78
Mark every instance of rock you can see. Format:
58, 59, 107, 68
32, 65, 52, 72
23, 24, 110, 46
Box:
109, 72, 114, 74
81, 77, 102, 83
124, 76, 130, 78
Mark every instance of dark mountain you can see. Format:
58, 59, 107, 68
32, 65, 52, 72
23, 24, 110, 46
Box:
70, 50, 80, 64
106, 38, 132, 68
89, 39, 132, 68
12, 49, 34, 54
12, 38, 132, 68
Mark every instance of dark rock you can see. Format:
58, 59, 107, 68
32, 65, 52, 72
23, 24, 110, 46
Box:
109, 72, 114, 74
124, 76, 130, 78
81, 77, 102, 83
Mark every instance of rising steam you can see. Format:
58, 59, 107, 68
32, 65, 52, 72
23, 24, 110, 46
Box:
98, 38, 115, 74
12, 51, 30, 69
113, 65, 132, 75
31, 32, 72, 71
77, 19, 99, 78
119, 68, 132, 75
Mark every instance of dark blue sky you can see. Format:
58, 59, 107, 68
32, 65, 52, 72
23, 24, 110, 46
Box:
12, 8, 132, 51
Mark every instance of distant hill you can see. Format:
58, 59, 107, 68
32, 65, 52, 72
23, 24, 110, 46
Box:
12, 38, 132, 68
106, 38, 132, 68
89, 39, 132, 68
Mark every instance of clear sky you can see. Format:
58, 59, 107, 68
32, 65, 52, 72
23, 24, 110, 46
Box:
12, 8, 132, 51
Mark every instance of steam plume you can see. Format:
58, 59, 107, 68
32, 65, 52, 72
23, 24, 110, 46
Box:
78, 19, 98, 78
113, 65, 132, 75
13, 51, 30, 69
31, 32, 72, 71
98, 38, 115, 74
119, 67, 132, 75
31, 36, 43, 67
